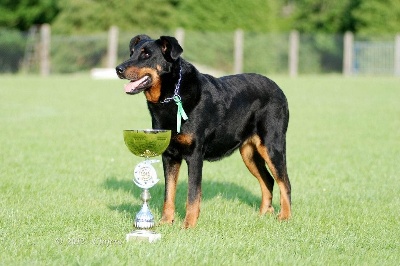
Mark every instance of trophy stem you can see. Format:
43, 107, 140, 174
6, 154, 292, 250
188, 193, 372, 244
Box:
135, 189, 155, 229
126, 187, 161, 243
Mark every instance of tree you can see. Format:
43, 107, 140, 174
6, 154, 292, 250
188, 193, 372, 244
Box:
51, 0, 178, 34
175, 0, 286, 32
352, 0, 400, 35
51, 0, 290, 34
292, 0, 400, 34
293, 0, 357, 33
0, 0, 59, 31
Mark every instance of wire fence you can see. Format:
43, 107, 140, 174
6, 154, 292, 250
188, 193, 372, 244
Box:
354, 41, 394, 75
0, 26, 399, 76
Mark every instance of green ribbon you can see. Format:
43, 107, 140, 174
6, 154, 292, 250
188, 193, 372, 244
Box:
173, 95, 188, 133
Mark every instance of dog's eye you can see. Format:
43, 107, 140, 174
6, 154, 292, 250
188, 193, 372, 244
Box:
139, 48, 151, 60
141, 51, 151, 59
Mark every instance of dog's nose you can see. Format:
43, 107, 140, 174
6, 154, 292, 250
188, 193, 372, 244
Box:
116, 65, 125, 74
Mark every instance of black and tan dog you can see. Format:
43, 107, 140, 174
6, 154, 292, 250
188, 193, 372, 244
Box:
116, 35, 291, 228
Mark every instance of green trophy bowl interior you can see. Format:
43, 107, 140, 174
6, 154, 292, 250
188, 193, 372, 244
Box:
123, 129, 171, 157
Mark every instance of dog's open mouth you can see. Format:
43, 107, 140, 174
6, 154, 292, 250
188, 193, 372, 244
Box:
124, 75, 152, 94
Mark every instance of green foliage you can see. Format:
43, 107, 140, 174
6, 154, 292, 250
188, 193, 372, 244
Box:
50, 0, 106, 34
294, 0, 357, 33
352, 0, 400, 34
0, 29, 25, 72
293, 0, 400, 34
0, 0, 59, 31
2, 0, 399, 34
51, 0, 178, 34
175, 0, 284, 32
49, 0, 289, 34
1, 75, 399, 264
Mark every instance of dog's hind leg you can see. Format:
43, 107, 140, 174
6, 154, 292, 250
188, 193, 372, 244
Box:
254, 132, 291, 220
240, 140, 275, 215
257, 135, 291, 220
160, 155, 182, 225
258, 144, 291, 220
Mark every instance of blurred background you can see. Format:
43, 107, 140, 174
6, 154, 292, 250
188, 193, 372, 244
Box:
0, 0, 399, 76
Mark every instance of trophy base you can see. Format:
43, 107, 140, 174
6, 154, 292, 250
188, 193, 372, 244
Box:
126, 230, 161, 243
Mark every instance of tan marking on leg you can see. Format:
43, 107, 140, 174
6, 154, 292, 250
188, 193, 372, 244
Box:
240, 141, 274, 215
161, 179, 176, 224
183, 192, 201, 229
276, 180, 291, 220
161, 162, 181, 224
250, 135, 291, 220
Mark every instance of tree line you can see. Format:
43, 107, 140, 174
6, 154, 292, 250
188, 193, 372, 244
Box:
1, 0, 399, 34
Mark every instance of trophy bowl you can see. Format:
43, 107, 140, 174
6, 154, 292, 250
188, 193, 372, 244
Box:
123, 129, 171, 158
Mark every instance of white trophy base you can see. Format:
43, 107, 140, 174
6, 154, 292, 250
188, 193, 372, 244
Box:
126, 230, 161, 243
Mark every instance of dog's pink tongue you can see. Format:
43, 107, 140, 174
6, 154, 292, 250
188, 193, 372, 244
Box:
124, 76, 148, 93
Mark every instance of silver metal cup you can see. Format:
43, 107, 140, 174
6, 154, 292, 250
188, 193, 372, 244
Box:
123, 129, 171, 243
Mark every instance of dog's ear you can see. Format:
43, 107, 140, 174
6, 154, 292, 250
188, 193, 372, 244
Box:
157, 36, 183, 61
129, 34, 152, 50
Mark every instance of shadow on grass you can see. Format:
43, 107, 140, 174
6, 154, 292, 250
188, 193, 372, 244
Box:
103, 176, 266, 219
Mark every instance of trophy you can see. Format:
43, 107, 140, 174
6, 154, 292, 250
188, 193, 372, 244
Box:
123, 129, 171, 243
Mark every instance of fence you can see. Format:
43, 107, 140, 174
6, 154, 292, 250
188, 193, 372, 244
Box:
0, 25, 399, 76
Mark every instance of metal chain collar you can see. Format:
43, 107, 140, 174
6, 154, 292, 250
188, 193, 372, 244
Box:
160, 65, 183, 104
159, 64, 188, 133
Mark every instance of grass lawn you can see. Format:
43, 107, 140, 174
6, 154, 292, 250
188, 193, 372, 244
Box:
0, 74, 399, 265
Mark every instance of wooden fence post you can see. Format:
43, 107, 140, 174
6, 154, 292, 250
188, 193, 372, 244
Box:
40, 24, 51, 76
343, 31, 354, 76
394, 34, 400, 76
234, 29, 244, 74
289, 30, 299, 77
107, 26, 119, 68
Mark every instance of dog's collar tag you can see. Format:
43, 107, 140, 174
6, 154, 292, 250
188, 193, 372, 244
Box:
173, 95, 188, 133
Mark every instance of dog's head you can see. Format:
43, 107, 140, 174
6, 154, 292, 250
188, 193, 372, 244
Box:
116, 35, 183, 102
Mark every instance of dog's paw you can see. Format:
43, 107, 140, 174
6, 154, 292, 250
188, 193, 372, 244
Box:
181, 221, 195, 229
160, 208, 175, 225
260, 205, 275, 215
181, 216, 197, 229
160, 216, 174, 225
277, 211, 291, 221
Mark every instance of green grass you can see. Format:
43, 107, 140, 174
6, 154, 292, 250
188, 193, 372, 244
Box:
1, 74, 399, 265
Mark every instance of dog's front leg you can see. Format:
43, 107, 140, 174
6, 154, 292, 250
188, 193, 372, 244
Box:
160, 154, 182, 225
183, 155, 203, 228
